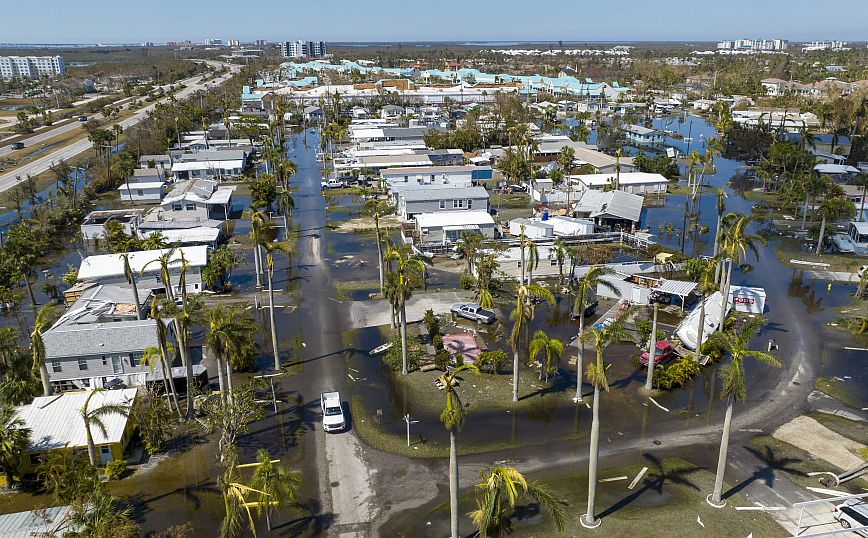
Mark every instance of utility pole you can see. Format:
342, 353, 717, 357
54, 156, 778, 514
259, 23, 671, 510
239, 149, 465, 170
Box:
645, 303, 659, 391
404, 413, 419, 447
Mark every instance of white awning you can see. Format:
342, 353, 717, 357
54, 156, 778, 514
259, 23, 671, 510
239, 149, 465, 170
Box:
652, 279, 697, 297
443, 224, 480, 231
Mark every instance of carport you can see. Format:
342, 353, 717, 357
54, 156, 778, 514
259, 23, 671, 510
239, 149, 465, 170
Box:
651, 279, 697, 310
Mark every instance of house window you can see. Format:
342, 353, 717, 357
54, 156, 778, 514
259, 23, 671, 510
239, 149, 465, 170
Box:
185, 203, 196, 211
439, 200, 445, 209
129, 352, 143, 367
102, 356, 108, 366
78, 358, 88, 371
172, 203, 182, 211
467, 199, 472, 209
29, 453, 45, 466
137, 189, 144, 196
51, 361, 61, 373
453, 199, 464, 209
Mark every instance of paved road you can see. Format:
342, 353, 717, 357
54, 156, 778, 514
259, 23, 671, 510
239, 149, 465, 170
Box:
0, 62, 240, 193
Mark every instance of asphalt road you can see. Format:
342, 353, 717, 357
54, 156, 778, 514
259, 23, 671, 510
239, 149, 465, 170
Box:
0, 62, 240, 194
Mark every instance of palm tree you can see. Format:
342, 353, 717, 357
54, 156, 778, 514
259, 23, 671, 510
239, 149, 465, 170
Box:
30, 304, 55, 396
853, 173, 868, 222
206, 304, 255, 400
718, 215, 767, 331
260, 237, 293, 372
276, 188, 295, 238
551, 238, 570, 285
358, 187, 390, 292
707, 317, 781, 506
558, 146, 576, 209
141, 248, 176, 302
580, 314, 634, 527
815, 189, 855, 255
149, 298, 182, 418
440, 363, 480, 538
249, 448, 301, 531
120, 251, 142, 320
509, 283, 554, 402
80, 389, 132, 467
0, 404, 29, 485
528, 330, 563, 383
383, 245, 429, 375
249, 209, 266, 289
571, 266, 619, 401
468, 465, 565, 537
800, 172, 826, 231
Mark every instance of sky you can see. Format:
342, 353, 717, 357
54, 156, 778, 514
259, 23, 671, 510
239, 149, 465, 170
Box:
1, 0, 866, 44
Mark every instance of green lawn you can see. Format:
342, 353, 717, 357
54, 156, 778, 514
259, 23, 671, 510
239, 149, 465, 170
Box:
408, 458, 785, 537
807, 412, 868, 445
815, 376, 867, 411
749, 436, 867, 493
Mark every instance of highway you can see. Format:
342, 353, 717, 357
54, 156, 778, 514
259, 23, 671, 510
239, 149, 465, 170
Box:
0, 61, 240, 194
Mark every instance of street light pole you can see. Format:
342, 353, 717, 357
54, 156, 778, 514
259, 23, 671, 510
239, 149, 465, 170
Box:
404, 413, 419, 447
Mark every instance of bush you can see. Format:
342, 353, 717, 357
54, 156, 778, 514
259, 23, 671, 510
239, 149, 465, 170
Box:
476, 350, 509, 374
653, 357, 701, 390
459, 273, 476, 290
383, 334, 421, 372
104, 460, 128, 480
434, 349, 450, 370
423, 308, 438, 335
432, 334, 443, 350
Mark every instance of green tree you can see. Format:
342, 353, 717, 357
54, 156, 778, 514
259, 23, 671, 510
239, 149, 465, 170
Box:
468, 466, 565, 537
571, 266, 619, 401
383, 245, 430, 375
508, 283, 554, 402
717, 215, 767, 331
0, 404, 30, 485
707, 317, 781, 506
259, 236, 292, 371
528, 330, 563, 383
30, 304, 56, 397
249, 448, 301, 531
206, 304, 256, 399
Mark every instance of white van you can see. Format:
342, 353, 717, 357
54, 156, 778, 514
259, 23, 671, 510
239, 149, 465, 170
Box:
834, 499, 868, 536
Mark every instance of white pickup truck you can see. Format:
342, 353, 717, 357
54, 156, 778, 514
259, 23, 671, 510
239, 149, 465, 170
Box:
451, 303, 496, 324
320, 391, 346, 432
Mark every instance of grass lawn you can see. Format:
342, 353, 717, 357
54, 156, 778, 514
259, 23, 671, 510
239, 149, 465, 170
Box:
814, 376, 867, 411
408, 458, 785, 537
807, 412, 868, 445
771, 244, 863, 273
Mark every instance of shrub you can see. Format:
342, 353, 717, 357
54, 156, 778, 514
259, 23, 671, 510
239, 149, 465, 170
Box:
434, 349, 450, 370
432, 334, 443, 350
423, 309, 438, 335
653, 357, 701, 390
476, 350, 509, 374
459, 273, 476, 290
104, 460, 128, 480
383, 334, 421, 372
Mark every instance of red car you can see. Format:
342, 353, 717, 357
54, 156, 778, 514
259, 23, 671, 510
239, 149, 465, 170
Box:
640, 341, 674, 366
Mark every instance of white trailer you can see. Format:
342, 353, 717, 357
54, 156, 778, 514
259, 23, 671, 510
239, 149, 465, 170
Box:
729, 285, 766, 314
509, 218, 554, 239
675, 291, 732, 350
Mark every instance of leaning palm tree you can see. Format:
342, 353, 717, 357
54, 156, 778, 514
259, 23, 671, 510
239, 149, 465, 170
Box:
80, 389, 132, 467
120, 251, 142, 320
468, 465, 566, 537
571, 266, 619, 401
357, 187, 390, 292
249, 448, 301, 531
383, 245, 429, 375
528, 330, 563, 383
30, 304, 55, 396
707, 317, 781, 506
580, 314, 634, 527
440, 363, 480, 538
509, 283, 554, 402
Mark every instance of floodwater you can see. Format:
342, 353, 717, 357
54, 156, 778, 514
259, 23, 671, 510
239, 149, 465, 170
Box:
0, 118, 864, 535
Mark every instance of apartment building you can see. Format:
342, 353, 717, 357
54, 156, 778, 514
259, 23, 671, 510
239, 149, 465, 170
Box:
0, 55, 65, 80
280, 40, 327, 58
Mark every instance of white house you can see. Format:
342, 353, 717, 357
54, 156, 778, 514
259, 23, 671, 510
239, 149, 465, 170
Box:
396, 185, 489, 220
571, 172, 668, 195
119, 168, 167, 203
155, 179, 235, 222
624, 124, 664, 145
80, 209, 144, 241
414, 211, 496, 246
546, 215, 595, 236
382, 165, 476, 188
380, 104, 405, 120
508, 218, 554, 240
77, 246, 209, 296
489, 245, 562, 281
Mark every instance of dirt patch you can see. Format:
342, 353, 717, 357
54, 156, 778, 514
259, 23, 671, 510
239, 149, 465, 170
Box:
334, 214, 402, 233
773, 415, 865, 470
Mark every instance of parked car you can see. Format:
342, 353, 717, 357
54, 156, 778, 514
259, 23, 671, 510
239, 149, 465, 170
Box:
321, 179, 344, 190
834, 499, 868, 536
640, 341, 675, 366
320, 391, 346, 432
451, 303, 496, 324
593, 318, 614, 330
10, 142, 24, 150
78, 115, 88, 122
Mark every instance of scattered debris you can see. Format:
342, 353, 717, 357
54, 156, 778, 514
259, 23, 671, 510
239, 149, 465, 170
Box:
628, 467, 648, 490
648, 397, 669, 412
599, 476, 628, 483
697, 515, 704, 528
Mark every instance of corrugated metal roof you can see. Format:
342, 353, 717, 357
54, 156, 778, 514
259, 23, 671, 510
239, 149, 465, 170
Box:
16, 389, 137, 451
652, 279, 697, 297
0, 506, 72, 537
574, 190, 643, 222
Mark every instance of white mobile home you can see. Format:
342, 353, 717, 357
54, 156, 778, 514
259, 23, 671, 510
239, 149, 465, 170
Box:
77, 246, 209, 296
80, 209, 144, 241
571, 172, 668, 195
415, 211, 496, 246
547, 215, 595, 236
508, 218, 554, 240
396, 186, 489, 220
382, 165, 476, 188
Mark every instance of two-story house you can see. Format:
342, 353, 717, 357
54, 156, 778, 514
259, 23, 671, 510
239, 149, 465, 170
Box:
155, 179, 236, 222
119, 168, 167, 203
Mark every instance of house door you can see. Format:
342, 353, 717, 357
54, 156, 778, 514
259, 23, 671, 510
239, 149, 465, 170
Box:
99, 445, 113, 465
631, 287, 642, 304
111, 356, 124, 374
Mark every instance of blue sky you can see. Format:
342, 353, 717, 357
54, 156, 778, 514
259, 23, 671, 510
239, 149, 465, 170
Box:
1, 0, 865, 43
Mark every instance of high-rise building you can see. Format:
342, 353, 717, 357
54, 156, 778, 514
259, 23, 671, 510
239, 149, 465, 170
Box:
227, 39, 240, 47
0, 55, 65, 80
254, 39, 268, 46
716, 38, 788, 51
280, 40, 327, 58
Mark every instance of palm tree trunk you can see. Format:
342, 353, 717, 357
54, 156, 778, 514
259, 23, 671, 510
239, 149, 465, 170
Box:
131, 279, 142, 320
254, 244, 262, 288
225, 359, 234, 400
400, 302, 409, 375
696, 293, 706, 356
22, 276, 37, 308
644, 303, 658, 391
449, 429, 459, 538
215, 352, 226, 398
584, 385, 601, 525
512, 348, 520, 403
39, 362, 51, 396
160, 339, 182, 417
718, 260, 732, 333
815, 215, 827, 255
713, 213, 723, 284
375, 217, 384, 292
801, 192, 809, 231
575, 307, 585, 401
710, 394, 734, 505
268, 268, 280, 371
175, 320, 194, 421
86, 425, 99, 467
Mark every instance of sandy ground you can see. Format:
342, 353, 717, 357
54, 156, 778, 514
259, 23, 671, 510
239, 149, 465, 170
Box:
323, 429, 375, 536
773, 415, 865, 471
334, 214, 402, 233
348, 290, 474, 329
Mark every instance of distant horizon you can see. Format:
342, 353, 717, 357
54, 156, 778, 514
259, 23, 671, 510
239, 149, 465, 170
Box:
1, 0, 866, 44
